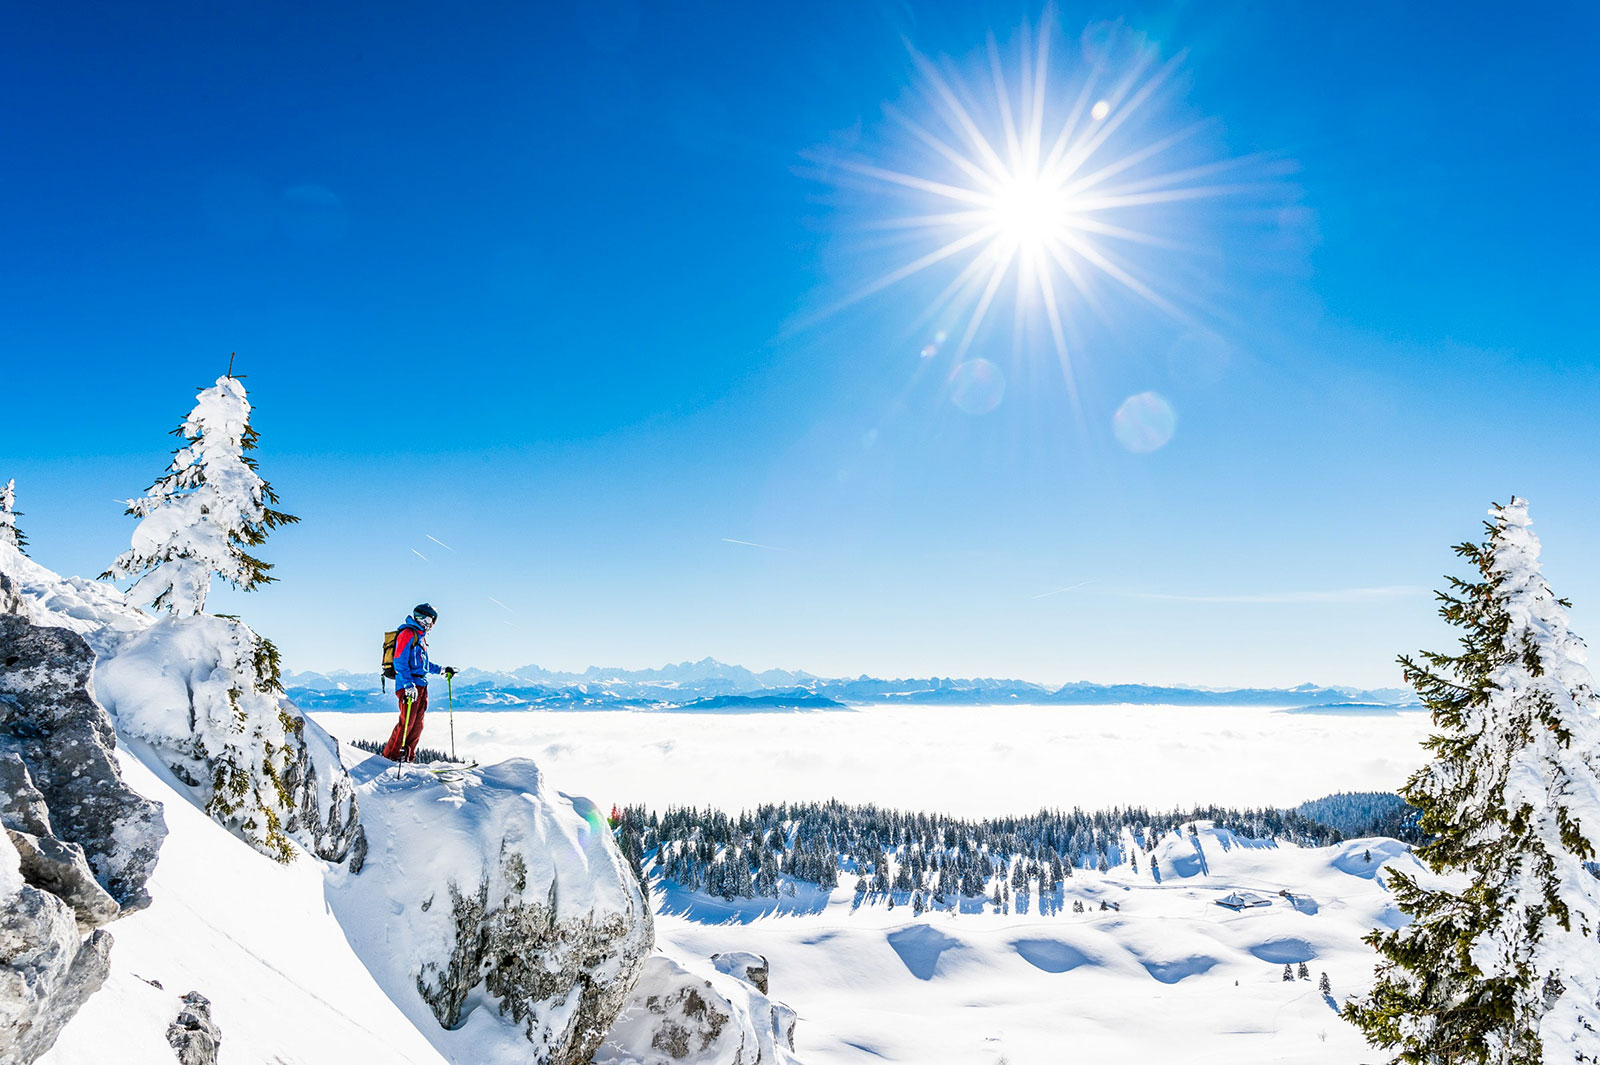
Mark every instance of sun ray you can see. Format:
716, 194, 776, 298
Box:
831, 159, 994, 206
859, 209, 997, 232
853, 226, 1000, 302
1051, 51, 1181, 181
911, 51, 1011, 181
886, 106, 1004, 194
1074, 183, 1264, 210
1059, 124, 1205, 198
957, 247, 1017, 356
1064, 215, 1194, 252
1059, 230, 1185, 318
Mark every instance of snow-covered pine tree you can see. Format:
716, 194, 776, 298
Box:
1346, 498, 1600, 1065
103, 373, 298, 616
95, 371, 330, 865
0, 479, 26, 554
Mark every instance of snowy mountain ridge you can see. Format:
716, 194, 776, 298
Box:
285, 658, 1414, 712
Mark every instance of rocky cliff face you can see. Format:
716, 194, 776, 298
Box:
330, 756, 654, 1065
0, 602, 169, 1063
0, 615, 167, 911
0, 830, 114, 1065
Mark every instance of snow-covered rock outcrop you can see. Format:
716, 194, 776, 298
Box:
164, 992, 221, 1065
1, 543, 364, 869
329, 755, 653, 1065
597, 954, 801, 1065
96, 616, 365, 868
710, 951, 769, 995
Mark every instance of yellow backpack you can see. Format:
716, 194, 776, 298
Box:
380, 629, 399, 692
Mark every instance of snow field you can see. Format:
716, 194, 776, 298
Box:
654, 827, 1424, 1064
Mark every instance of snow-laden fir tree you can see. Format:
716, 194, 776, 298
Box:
0, 478, 25, 553
103, 373, 297, 615
1346, 498, 1600, 1065
98, 371, 315, 863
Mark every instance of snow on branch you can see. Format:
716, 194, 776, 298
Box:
103, 375, 298, 616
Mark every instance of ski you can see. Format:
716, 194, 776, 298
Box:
426, 761, 479, 779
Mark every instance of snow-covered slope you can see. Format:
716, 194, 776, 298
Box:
39, 745, 450, 1065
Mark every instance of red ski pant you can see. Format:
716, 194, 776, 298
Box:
382, 686, 429, 761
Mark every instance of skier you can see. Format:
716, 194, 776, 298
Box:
381, 603, 457, 763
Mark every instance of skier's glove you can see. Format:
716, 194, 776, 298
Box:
401, 685, 419, 703
443, 666, 457, 678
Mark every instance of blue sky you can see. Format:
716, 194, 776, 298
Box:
4, 2, 1598, 688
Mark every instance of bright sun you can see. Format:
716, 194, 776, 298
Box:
987, 173, 1072, 247
831, 16, 1249, 386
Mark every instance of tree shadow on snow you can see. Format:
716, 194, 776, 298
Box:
653, 883, 833, 924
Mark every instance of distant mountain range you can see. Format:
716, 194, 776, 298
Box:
284, 657, 1417, 713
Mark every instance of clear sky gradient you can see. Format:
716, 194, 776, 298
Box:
4, 2, 1598, 688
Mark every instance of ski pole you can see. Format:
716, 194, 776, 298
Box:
399, 688, 414, 776
448, 672, 456, 762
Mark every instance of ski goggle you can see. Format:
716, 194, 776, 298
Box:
418, 614, 436, 630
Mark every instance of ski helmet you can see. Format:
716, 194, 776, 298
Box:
414, 603, 438, 623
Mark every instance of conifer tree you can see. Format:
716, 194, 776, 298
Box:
0, 479, 26, 554
103, 372, 297, 615
98, 368, 314, 863
1346, 498, 1600, 1064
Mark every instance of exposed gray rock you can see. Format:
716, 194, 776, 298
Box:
279, 710, 367, 868
0, 756, 49, 838
7, 830, 121, 932
165, 991, 221, 1065
0, 570, 24, 621
597, 954, 804, 1065
0, 614, 166, 910
0, 755, 119, 930
0, 830, 113, 1065
417, 845, 652, 1065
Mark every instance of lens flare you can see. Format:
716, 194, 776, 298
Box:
1113, 391, 1176, 452
949, 358, 1007, 414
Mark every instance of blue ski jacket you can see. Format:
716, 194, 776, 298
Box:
393, 616, 443, 689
